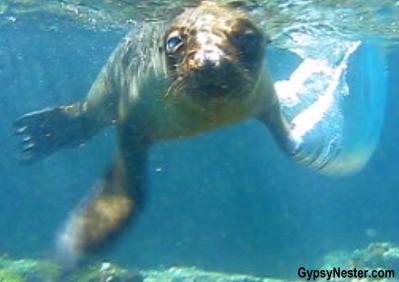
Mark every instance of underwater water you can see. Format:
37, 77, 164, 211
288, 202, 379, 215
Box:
0, 0, 399, 279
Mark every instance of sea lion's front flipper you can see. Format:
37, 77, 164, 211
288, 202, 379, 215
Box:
260, 40, 387, 175
56, 121, 149, 269
13, 103, 104, 164
259, 102, 337, 172
14, 47, 119, 164
258, 59, 349, 173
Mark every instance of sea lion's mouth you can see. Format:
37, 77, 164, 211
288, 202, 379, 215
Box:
190, 83, 231, 98
184, 58, 252, 99
201, 84, 228, 93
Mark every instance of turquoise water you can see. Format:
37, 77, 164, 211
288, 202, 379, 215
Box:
0, 1, 398, 279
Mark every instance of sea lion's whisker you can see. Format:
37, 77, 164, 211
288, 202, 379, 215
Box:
164, 77, 184, 100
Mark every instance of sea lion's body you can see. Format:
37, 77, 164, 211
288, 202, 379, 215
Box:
80, 4, 281, 142
14, 1, 295, 267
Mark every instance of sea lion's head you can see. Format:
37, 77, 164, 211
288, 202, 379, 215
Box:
162, 1, 269, 102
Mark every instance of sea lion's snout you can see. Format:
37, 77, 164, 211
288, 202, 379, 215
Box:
186, 45, 239, 98
190, 45, 224, 69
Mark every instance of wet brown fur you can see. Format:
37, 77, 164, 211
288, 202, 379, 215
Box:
14, 1, 290, 265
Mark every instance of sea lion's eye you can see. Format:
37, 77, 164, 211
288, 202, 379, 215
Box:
238, 29, 261, 49
166, 32, 184, 54
230, 19, 265, 57
230, 26, 264, 65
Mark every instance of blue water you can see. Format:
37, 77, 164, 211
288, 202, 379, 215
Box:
0, 11, 399, 279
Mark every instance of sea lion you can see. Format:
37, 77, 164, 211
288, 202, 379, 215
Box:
13, 1, 301, 267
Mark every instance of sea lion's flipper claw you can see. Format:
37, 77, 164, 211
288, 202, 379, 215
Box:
13, 104, 98, 164
22, 136, 32, 142
22, 142, 34, 152
14, 125, 27, 134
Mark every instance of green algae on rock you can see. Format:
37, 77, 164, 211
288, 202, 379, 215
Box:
0, 257, 59, 282
65, 261, 143, 282
2, 244, 399, 282
0, 268, 23, 282
0, 257, 284, 282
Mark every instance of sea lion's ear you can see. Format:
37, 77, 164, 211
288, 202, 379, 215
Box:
225, 0, 258, 11
159, 7, 186, 20
163, 0, 206, 18
155, 0, 200, 20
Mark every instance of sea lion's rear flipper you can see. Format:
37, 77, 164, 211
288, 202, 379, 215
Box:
13, 103, 103, 164
56, 122, 149, 269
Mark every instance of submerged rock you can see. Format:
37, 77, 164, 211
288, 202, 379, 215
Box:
321, 242, 399, 281
141, 267, 277, 282
2, 243, 399, 282
0, 257, 58, 282
322, 242, 399, 271
0, 257, 284, 282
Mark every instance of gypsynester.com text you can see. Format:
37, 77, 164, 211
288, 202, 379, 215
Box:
298, 267, 395, 280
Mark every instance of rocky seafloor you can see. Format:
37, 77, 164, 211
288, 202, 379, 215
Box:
0, 258, 285, 282
1, 242, 399, 282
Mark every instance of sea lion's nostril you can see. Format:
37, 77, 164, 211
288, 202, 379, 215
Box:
193, 46, 224, 68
